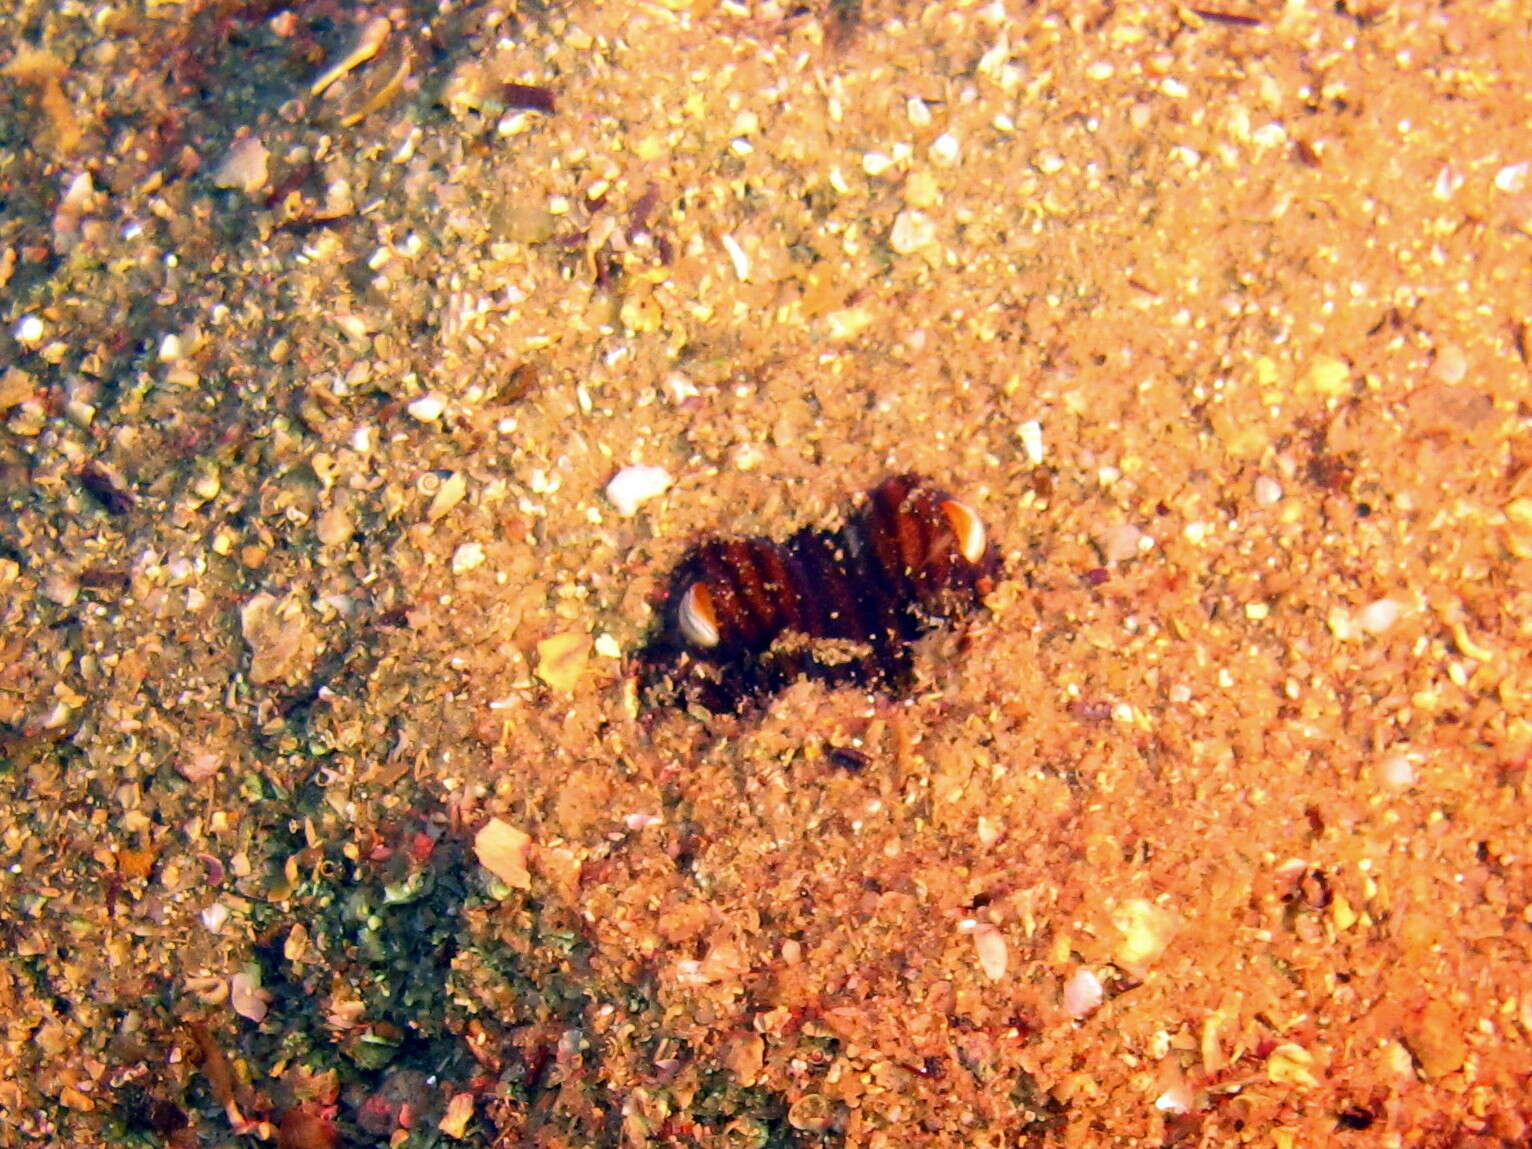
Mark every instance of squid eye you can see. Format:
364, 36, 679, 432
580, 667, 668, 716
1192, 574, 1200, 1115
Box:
677, 582, 720, 648
940, 498, 987, 563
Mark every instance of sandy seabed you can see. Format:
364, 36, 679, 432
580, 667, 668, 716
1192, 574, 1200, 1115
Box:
1, 2, 1530, 1146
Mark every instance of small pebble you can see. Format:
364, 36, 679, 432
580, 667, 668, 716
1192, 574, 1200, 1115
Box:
1097, 523, 1144, 564
1111, 898, 1176, 971
178, 751, 222, 782
605, 464, 672, 516
971, 923, 1008, 982
929, 132, 960, 166
1266, 1043, 1318, 1088
976, 815, 1000, 847
1018, 419, 1045, 464
1327, 606, 1358, 642
427, 471, 467, 521
889, 209, 937, 254
1403, 1000, 1467, 1080
663, 373, 700, 406
315, 503, 354, 547
212, 135, 269, 195
451, 542, 485, 573
535, 631, 590, 692
1433, 162, 1464, 201
474, 818, 532, 889
200, 903, 229, 933
1377, 753, 1416, 790
1063, 968, 1104, 1019
191, 468, 221, 504
42, 573, 79, 607
230, 970, 269, 1022
1356, 597, 1402, 635
1431, 343, 1468, 385
1253, 474, 1283, 507
1155, 1083, 1193, 1114
1303, 355, 1350, 397
439, 1094, 475, 1140
407, 394, 446, 422
721, 233, 751, 281
1494, 161, 1529, 194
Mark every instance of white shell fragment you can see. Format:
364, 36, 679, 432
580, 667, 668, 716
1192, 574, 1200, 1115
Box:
889, 209, 937, 254
1356, 597, 1402, 635
605, 464, 672, 516
451, 542, 485, 573
475, 818, 532, 889
678, 583, 720, 648
1018, 419, 1045, 465
971, 922, 1008, 982
1377, 752, 1417, 790
230, 969, 269, 1023
721, 232, 751, 281
1063, 967, 1104, 1018
213, 135, 270, 195
407, 393, 446, 422
200, 903, 229, 933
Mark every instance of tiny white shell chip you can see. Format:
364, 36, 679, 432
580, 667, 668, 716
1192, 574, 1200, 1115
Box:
1018, 419, 1045, 464
451, 542, 485, 573
1356, 597, 1402, 635
408, 393, 446, 422
1097, 523, 1144, 564
663, 372, 700, 406
213, 135, 270, 194
1155, 1082, 1193, 1114
721, 233, 751, 281
889, 209, 937, 254
1494, 161, 1529, 194
200, 903, 229, 933
605, 464, 672, 516
971, 923, 1008, 982
1063, 967, 1104, 1018
1377, 752, 1416, 789
976, 815, 1000, 848
929, 132, 960, 166
230, 970, 269, 1022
